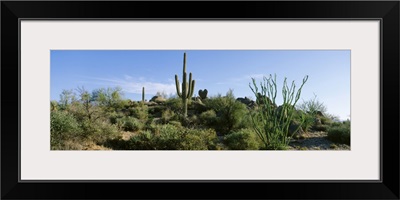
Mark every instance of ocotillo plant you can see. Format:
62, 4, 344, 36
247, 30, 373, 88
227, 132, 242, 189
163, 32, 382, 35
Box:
249, 74, 308, 150
142, 87, 145, 103
175, 53, 195, 117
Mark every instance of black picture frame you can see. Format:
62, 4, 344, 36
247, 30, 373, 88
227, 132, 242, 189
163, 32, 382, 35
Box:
1, 1, 399, 199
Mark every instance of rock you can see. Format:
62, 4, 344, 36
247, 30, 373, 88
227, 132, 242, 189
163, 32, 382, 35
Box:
255, 93, 276, 108
150, 95, 166, 104
314, 117, 322, 125
193, 101, 207, 113
316, 111, 324, 117
145, 101, 158, 106
289, 121, 305, 137
236, 97, 256, 108
276, 106, 287, 118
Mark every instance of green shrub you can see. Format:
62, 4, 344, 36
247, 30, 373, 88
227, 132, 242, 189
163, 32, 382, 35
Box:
130, 105, 148, 121
127, 124, 218, 150
123, 117, 143, 132
156, 125, 218, 150
182, 114, 200, 128
51, 111, 81, 135
109, 112, 124, 124
327, 120, 350, 145
50, 111, 120, 150
169, 120, 182, 128
156, 124, 185, 150
147, 105, 165, 118
199, 110, 217, 127
91, 120, 120, 143
161, 108, 176, 124
165, 97, 183, 114
205, 90, 248, 134
299, 113, 315, 133
224, 128, 262, 150
50, 111, 82, 150
312, 124, 329, 132
182, 128, 218, 150
296, 94, 327, 115
128, 130, 158, 150
320, 116, 333, 125
238, 112, 253, 130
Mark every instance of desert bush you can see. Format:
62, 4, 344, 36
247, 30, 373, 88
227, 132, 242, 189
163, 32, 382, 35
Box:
224, 128, 262, 150
199, 110, 217, 128
50, 111, 120, 150
77, 117, 120, 143
50, 111, 82, 150
312, 124, 329, 132
169, 120, 182, 128
128, 125, 218, 150
205, 89, 249, 134
147, 105, 165, 118
327, 120, 350, 145
320, 116, 333, 125
109, 112, 125, 124
296, 94, 327, 115
249, 74, 308, 150
122, 117, 143, 132
91, 120, 120, 143
157, 125, 217, 150
165, 97, 183, 114
325, 113, 341, 123
161, 108, 176, 124
182, 128, 218, 150
130, 105, 148, 121
237, 112, 253, 130
156, 124, 185, 149
182, 114, 201, 128
299, 113, 315, 133
128, 130, 158, 150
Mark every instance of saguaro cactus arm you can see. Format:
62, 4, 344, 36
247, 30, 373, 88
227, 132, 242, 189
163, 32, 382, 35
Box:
187, 73, 195, 98
175, 75, 182, 97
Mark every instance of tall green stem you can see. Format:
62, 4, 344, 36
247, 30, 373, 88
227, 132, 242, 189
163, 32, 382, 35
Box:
175, 53, 195, 117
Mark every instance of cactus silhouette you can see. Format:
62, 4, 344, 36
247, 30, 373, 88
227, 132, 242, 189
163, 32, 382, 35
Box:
198, 89, 208, 99
175, 52, 195, 117
142, 87, 145, 103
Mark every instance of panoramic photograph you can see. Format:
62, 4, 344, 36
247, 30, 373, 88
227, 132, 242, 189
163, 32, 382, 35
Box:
50, 50, 351, 150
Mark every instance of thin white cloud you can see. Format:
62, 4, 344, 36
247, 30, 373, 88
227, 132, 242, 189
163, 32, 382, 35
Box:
244, 74, 267, 80
124, 75, 133, 80
217, 74, 268, 85
81, 76, 176, 95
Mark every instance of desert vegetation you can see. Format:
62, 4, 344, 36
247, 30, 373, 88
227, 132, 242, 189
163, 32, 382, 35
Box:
51, 53, 350, 150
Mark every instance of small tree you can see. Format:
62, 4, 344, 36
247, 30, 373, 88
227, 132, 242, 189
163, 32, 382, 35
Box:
249, 74, 308, 150
92, 87, 124, 112
59, 89, 76, 110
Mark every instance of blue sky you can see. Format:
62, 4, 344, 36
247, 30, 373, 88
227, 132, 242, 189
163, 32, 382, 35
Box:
51, 50, 350, 120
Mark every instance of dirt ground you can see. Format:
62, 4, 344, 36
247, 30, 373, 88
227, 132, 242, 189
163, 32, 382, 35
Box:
288, 131, 350, 150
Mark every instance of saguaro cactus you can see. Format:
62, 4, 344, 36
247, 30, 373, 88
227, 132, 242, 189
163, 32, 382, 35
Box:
175, 53, 195, 117
142, 87, 145, 103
